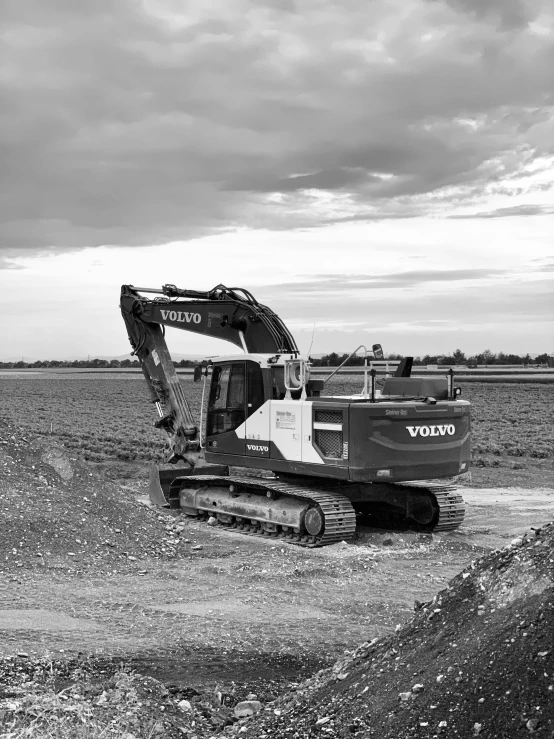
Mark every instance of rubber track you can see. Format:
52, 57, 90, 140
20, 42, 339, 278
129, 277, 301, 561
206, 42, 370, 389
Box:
176, 475, 357, 548
401, 481, 466, 531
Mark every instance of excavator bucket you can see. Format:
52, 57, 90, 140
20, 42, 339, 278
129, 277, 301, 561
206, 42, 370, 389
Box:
148, 461, 191, 508
148, 460, 231, 508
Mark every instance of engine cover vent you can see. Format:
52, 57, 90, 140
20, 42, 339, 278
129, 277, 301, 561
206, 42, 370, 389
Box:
314, 429, 343, 458
315, 410, 343, 424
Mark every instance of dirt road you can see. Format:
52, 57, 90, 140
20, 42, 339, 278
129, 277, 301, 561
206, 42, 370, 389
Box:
1, 484, 552, 696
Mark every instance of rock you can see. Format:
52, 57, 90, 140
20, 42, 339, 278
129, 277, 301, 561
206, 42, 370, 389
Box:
526, 718, 540, 732
383, 538, 393, 546
399, 692, 412, 701
191, 545, 203, 551
178, 699, 192, 712
234, 700, 262, 718
246, 693, 258, 701
207, 516, 218, 526
473, 723, 483, 735
316, 716, 331, 726
412, 683, 424, 693
40, 447, 74, 481
510, 537, 523, 547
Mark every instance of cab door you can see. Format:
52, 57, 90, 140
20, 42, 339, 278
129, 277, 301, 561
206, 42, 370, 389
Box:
205, 362, 246, 455
244, 361, 270, 458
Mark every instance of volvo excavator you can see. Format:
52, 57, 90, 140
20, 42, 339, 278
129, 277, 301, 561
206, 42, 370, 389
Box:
120, 283, 470, 547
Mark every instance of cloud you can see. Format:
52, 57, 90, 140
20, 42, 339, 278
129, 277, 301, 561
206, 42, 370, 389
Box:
0, 257, 24, 270
1, 0, 553, 256
260, 268, 509, 293
450, 204, 554, 218
435, 0, 534, 30
269, 276, 554, 332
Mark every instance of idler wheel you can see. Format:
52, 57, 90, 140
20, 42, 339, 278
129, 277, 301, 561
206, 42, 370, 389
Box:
408, 494, 436, 526
304, 506, 325, 536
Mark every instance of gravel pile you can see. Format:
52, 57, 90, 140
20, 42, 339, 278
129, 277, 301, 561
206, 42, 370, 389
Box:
0, 420, 191, 573
238, 523, 554, 738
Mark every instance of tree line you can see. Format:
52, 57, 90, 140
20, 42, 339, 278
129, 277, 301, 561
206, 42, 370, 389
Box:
310, 349, 552, 367
0, 350, 552, 369
0, 358, 195, 369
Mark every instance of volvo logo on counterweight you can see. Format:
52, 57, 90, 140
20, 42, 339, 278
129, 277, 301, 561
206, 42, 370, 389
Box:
406, 424, 455, 437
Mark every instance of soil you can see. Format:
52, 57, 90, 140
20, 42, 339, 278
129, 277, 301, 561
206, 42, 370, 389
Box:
0, 419, 553, 737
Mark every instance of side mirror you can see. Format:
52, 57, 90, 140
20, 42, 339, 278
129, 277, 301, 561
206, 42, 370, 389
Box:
193, 365, 203, 382
372, 344, 384, 360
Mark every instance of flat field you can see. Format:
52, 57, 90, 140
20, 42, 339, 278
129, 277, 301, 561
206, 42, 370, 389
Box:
0, 372, 552, 487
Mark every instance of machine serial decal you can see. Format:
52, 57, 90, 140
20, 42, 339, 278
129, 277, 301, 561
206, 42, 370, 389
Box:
276, 411, 296, 429
406, 424, 455, 437
160, 309, 202, 324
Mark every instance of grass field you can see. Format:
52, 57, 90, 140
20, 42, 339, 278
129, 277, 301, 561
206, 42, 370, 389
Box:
0, 375, 552, 476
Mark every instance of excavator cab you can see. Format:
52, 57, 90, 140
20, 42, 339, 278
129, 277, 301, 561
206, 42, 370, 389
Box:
205, 359, 267, 454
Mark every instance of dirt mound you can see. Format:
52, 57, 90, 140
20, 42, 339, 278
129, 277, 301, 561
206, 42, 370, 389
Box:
0, 420, 184, 573
242, 524, 554, 738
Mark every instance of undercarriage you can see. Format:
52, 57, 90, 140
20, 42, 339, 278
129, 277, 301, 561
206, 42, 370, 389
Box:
163, 474, 465, 547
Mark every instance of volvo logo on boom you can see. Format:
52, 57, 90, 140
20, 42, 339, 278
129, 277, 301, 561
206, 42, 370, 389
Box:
160, 309, 201, 324
406, 424, 455, 438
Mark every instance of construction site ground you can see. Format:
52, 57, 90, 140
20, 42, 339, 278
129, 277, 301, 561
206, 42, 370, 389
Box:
1, 422, 553, 737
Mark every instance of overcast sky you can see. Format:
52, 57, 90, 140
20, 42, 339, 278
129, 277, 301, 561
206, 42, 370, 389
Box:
1, 0, 553, 360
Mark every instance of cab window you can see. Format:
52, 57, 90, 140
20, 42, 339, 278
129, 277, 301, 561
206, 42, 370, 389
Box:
207, 363, 245, 435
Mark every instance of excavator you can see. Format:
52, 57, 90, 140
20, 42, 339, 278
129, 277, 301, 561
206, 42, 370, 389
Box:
120, 283, 470, 547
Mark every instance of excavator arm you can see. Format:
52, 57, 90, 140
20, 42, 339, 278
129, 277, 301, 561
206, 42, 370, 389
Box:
120, 283, 298, 463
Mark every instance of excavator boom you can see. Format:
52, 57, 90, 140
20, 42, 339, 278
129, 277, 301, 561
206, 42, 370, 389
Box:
120, 283, 300, 500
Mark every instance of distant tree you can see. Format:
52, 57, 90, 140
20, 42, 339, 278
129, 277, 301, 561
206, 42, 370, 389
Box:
322, 352, 341, 366
109, 359, 121, 368
476, 349, 496, 365
535, 353, 550, 365
452, 349, 466, 365
421, 354, 439, 365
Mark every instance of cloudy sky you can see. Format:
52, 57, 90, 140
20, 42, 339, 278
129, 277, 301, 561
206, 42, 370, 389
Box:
1, 0, 553, 360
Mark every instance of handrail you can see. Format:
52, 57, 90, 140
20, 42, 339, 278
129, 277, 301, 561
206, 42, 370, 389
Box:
322, 345, 370, 397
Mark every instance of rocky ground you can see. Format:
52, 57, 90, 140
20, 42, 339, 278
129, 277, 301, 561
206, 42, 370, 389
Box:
242, 524, 554, 738
0, 419, 553, 738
